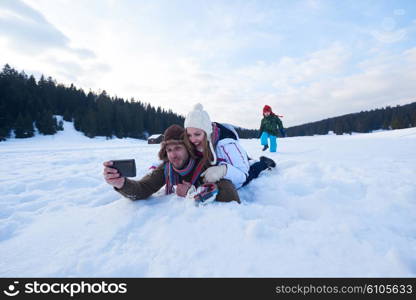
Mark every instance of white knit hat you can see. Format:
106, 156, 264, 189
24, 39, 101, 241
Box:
184, 103, 217, 165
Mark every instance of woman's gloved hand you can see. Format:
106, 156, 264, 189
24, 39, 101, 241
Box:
201, 165, 227, 183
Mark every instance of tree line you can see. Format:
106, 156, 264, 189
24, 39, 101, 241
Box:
1, 64, 415, 142
0, 64, 184, 141
286, 102, 416, 137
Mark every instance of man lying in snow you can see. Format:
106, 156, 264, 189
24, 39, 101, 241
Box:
103, 124, 240, 205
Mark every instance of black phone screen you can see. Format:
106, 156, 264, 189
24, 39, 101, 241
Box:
112, 159, 136, 177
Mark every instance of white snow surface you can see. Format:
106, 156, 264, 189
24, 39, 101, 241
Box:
1, 120, 416, 277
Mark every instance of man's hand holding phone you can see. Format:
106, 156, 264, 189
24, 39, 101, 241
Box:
103, 161, 126, 189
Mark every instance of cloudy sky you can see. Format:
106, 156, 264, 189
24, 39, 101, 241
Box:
1, 0, 415, 128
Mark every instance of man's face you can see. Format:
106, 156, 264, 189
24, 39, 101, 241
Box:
166, 143, 189, 168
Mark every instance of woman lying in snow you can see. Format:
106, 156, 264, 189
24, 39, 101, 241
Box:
183, 103, 276, 190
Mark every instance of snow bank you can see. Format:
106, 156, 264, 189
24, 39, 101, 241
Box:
1, 121, 415, 277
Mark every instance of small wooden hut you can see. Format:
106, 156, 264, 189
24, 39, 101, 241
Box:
147, 134, 164, 144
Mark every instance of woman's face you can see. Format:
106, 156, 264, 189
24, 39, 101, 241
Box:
264, 111, 271, 116
186, 127, 206, 151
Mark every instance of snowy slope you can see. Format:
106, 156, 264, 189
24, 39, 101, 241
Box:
1, 120, 415, 277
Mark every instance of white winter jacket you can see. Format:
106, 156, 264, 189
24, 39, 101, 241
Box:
214, 124, 250, 189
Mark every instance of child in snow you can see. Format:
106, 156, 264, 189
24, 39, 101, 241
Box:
259, 105, 285, 152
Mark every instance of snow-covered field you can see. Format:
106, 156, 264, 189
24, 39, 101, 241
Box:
1, 120, 415, 277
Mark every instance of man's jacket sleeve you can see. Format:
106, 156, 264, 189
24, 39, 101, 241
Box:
114, 164, 166, 200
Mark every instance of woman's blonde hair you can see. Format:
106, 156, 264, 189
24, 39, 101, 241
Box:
183, 130, 215, 167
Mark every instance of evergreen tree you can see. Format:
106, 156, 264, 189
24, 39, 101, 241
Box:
63, 110, 72, 122
0, 124, 10, 141
35, 110, 58, 135
82, 110, 98, 138
14, 113, 34, 138
95, 91, 113, 138
411, 110, 416, 127
58, 119, 64, 131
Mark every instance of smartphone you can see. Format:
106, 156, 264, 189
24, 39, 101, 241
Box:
111, 159, 136, 178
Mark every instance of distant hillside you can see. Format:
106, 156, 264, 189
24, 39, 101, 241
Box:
286, 101, 416, 137
2, 64, 415, 141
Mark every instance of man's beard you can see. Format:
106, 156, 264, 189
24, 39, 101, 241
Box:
172, 157, 189, 169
